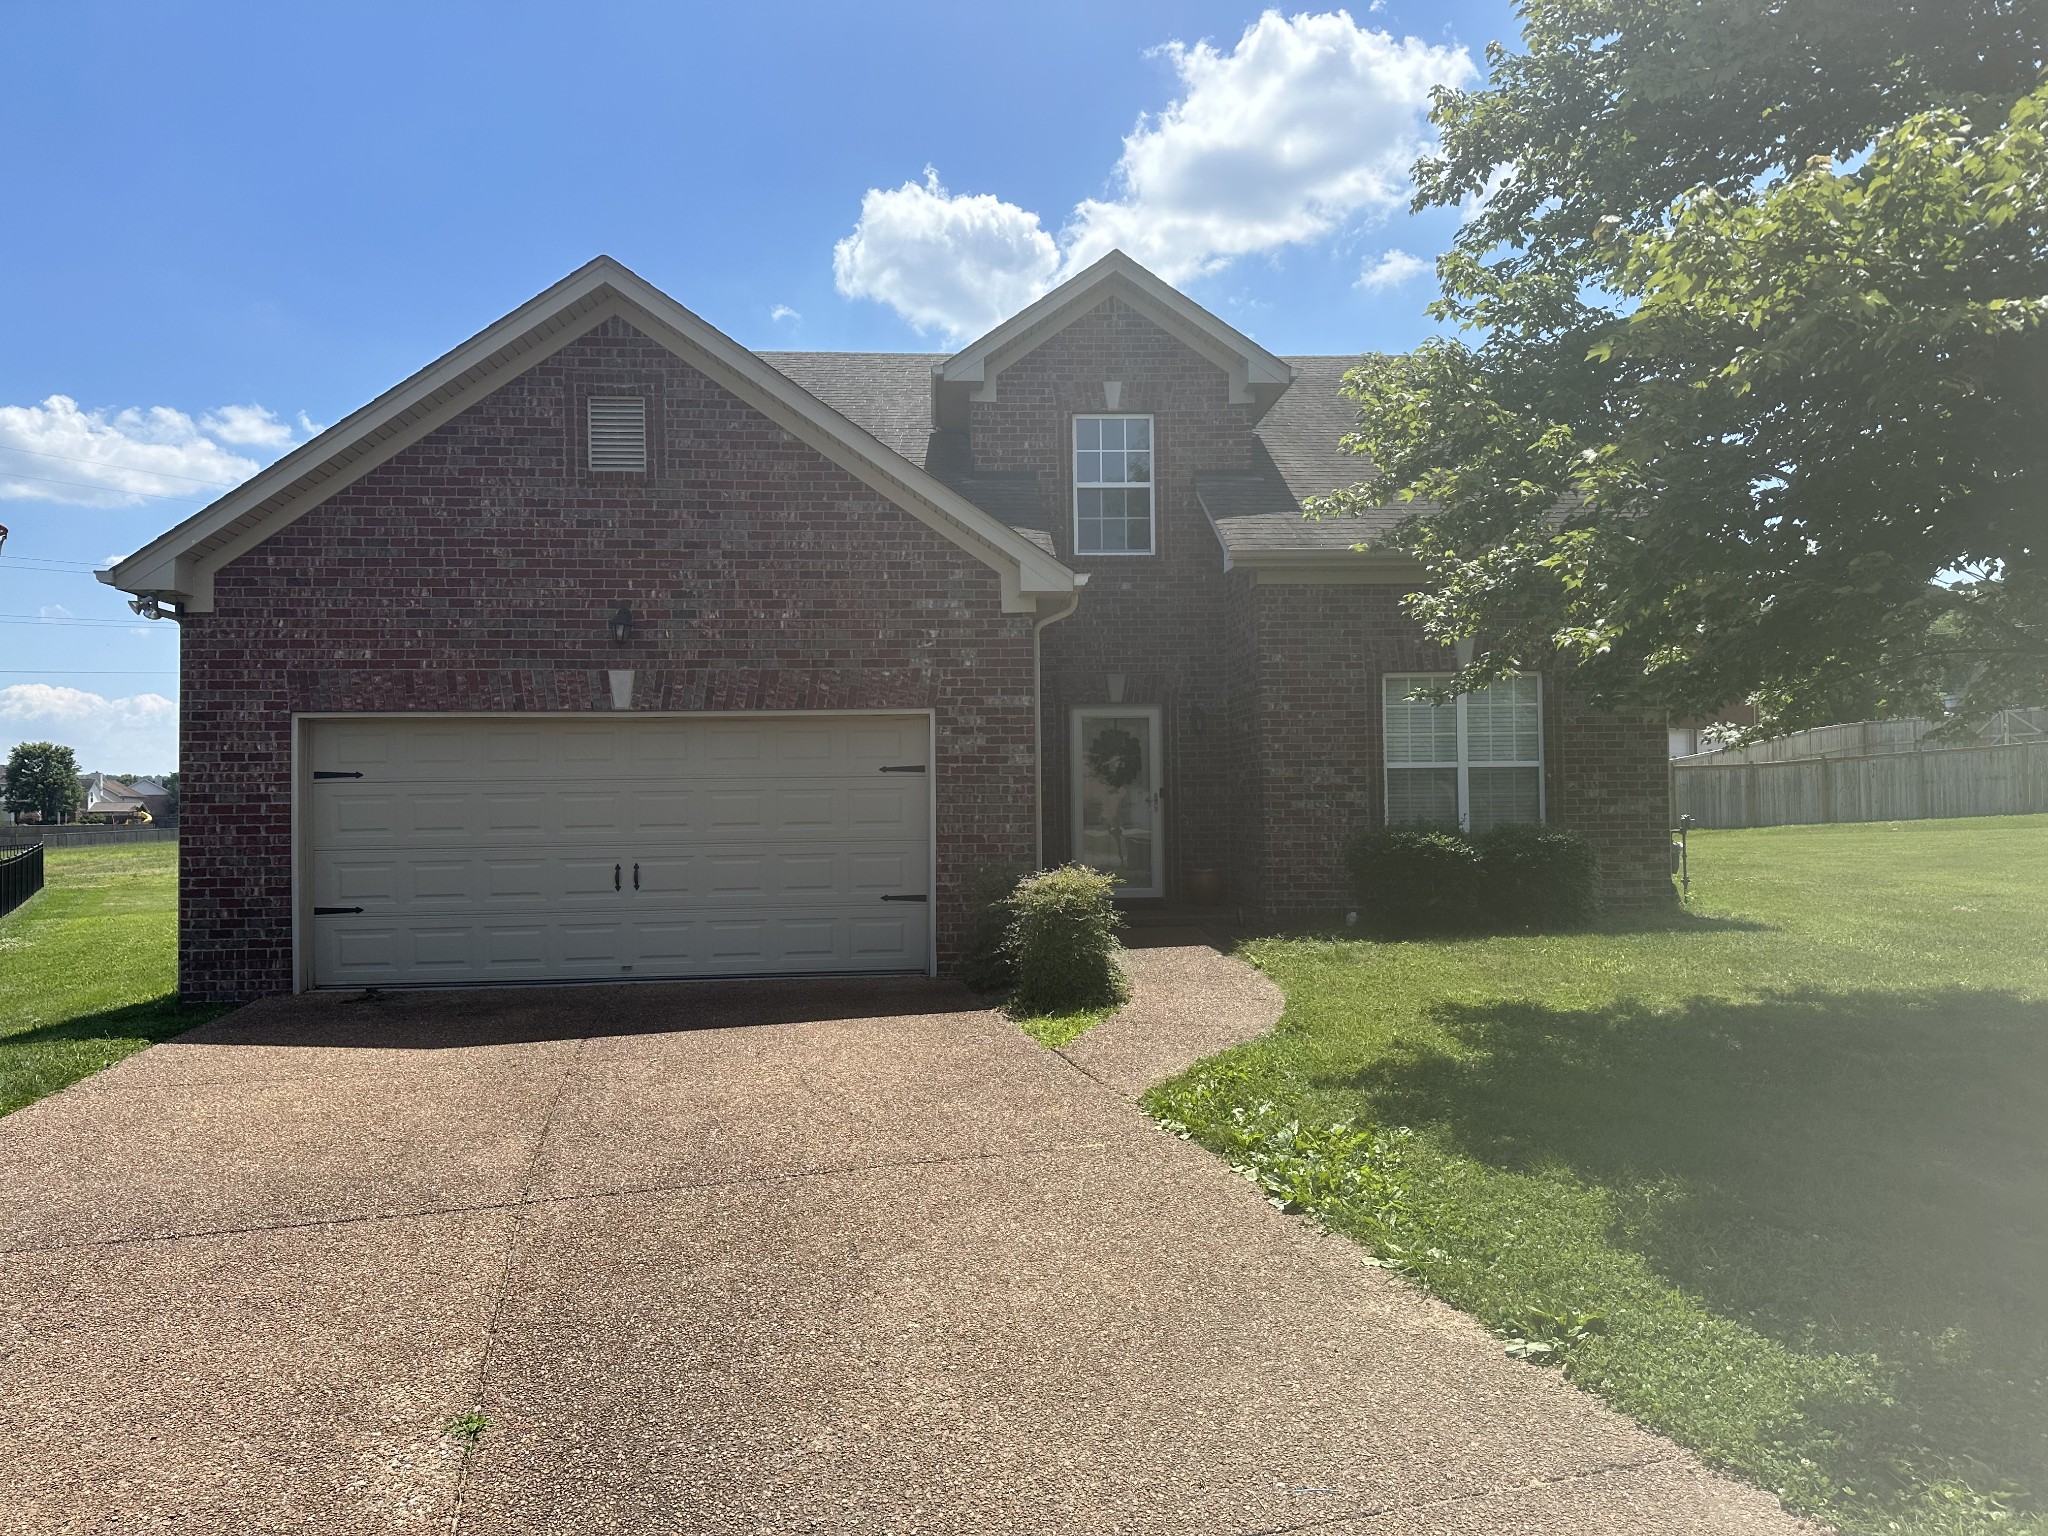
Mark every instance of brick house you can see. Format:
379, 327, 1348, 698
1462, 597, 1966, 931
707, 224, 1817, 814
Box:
104, 254, 1670, 1001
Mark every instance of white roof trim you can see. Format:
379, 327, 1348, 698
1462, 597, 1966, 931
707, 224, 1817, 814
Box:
104, 256, 1076, 615
939, 250, 1293, 409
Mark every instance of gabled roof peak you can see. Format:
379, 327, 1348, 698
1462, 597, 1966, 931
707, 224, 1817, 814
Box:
935, 250, 1293, 423
102, 256, 1074, 615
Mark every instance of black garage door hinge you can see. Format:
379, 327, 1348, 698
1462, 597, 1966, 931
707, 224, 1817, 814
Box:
878, 764, 926, 773
313, 771, 364, 780
313, 906, 365, 915
880, 893, 929, 903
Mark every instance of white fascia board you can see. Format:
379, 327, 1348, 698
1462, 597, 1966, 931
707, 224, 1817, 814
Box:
105, 257, 1075, 615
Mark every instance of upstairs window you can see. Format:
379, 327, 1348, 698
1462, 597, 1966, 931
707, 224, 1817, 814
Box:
587, 396, 647, 473
1074, 415, 1154, 555
1383, 673, 1544, 831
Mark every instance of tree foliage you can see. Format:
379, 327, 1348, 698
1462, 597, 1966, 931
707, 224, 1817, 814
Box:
3, 741, 83, 823
1316, 0, 2048, 733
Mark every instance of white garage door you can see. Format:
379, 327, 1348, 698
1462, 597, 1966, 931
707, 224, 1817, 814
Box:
304, 714, 931, 988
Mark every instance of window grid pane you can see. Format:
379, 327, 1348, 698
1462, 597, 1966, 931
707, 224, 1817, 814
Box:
1387, 767, 1459, 825
1467, 767, 1542, 830
1466, 675, 1541, 763
1383, 675, 1458, 764
1075, 416, 1156, 554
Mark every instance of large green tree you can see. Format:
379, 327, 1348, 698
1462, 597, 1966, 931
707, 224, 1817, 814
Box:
1318, 0, 2048, 732
3, 741, 83, 823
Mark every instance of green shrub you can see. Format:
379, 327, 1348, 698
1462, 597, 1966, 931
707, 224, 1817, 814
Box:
1344, 822, 1597, 935
1004, 864, 1129, 1016
1475, 822, 1597, 931
1344, 824, 1484, 933
958, 865, 1027, 993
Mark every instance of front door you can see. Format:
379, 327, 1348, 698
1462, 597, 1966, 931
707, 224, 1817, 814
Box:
1071, 707, 1163, 897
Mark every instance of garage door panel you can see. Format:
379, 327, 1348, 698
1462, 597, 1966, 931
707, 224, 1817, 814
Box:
307, 715, 930, 987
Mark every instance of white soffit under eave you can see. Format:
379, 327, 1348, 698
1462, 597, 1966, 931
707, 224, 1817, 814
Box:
107, 257, 1076, 614
938, 250, 1293, 406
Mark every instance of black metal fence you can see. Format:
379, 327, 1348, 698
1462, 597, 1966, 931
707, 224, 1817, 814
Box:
0, 843, 43, 919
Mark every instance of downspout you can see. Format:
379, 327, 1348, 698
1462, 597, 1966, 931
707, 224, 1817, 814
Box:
1032, 578, 1087, 869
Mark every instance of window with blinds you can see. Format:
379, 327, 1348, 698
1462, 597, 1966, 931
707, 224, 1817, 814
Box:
1383, 673, 1543, 831
587, 396, 647, 473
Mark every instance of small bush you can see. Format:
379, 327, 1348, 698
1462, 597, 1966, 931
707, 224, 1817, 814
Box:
1344, 824, 1484, 933
1005, 864, 1129, 1016
1475, 823, 1597, 931
1345, 822, 1596, 935
958, 865, 1027, 993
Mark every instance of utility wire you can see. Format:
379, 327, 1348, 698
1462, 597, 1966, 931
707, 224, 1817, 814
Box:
0, 470, 220, 503
0, 444, 245, 488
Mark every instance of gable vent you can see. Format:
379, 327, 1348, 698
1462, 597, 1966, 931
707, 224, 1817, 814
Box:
587, 396, 647, 473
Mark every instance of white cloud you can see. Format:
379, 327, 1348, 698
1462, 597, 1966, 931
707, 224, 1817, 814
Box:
833, 11, 1475, 338
769, 304, 801, 324
0, 394, 316, 508
199, 403, 296, 448
833, 168, 1062, 339
0, 684, 177, 775
37, 604, 74, 621
1356, 248, 1430, 289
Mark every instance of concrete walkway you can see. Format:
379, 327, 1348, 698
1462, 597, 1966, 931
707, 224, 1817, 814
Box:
0, 953, 1817, 1534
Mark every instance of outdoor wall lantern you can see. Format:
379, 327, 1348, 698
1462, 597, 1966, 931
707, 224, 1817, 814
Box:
1105, 672, 1127, 704
608, 602, 635, 645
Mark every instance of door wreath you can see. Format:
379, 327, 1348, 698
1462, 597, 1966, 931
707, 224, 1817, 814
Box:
1086, 726, 1144, 791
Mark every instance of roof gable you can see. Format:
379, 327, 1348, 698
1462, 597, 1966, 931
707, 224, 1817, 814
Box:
103, 258, 1075, 615
933, 252, 1293, 427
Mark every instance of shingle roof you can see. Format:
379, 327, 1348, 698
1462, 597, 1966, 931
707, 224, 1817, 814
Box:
756, 349, 1404, 564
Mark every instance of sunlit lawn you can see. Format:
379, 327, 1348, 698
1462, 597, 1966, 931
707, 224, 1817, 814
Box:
1150, 815, 2048, 1536
0, 842, 224, 1115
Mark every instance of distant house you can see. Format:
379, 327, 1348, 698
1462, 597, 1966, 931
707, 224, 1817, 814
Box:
78, 773, 154, 824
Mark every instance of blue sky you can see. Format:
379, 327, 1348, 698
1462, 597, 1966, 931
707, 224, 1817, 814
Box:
0, 0, 1518, 774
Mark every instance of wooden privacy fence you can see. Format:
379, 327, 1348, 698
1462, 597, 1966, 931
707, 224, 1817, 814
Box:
0, 825, 177, 850
0, 843, 43, 918
1673, 741, 2048, 828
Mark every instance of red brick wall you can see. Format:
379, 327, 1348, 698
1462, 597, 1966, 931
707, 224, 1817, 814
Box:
969, 297, 1255, 893
177, 317, 1038, 1000
1246, 581, 1674, 920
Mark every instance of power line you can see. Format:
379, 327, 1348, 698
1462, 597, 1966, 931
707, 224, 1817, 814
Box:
1, 555, 112, 570
0, 444, 244, 489
0, 614, 169, 627
0, 669, 177, 675
0, 470, 219, 503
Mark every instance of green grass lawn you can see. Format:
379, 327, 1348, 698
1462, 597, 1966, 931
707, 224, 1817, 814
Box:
0, 842, 224, 1116
1149, 815, 2048, 1536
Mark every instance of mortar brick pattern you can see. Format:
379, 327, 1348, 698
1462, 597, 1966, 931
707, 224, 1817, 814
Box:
179, 317, 1037, 1000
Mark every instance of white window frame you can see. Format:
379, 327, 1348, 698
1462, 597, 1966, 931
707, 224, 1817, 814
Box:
1382, 672, 1545, 831
1072, 414, 1156, 557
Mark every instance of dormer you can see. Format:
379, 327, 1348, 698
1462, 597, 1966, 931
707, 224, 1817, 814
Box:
930, 251, 1294, 433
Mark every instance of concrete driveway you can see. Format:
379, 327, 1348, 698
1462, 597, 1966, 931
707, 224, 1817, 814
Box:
0, 950, 1812, 1535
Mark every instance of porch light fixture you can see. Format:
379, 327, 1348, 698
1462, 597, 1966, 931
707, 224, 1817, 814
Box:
1454, 636, 1476, 668
607, 602, 635, 645
1105, 672, 1127, 704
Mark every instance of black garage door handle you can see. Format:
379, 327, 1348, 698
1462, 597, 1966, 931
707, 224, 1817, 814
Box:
880, 893, 928, 903
313, 906, 364, 915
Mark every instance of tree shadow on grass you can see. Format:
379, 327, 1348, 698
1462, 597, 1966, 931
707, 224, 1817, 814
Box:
1331, 985, 2048, 1505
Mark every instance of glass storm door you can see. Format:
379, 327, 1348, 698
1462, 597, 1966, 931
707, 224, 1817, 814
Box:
1072, 708, 1163, 897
